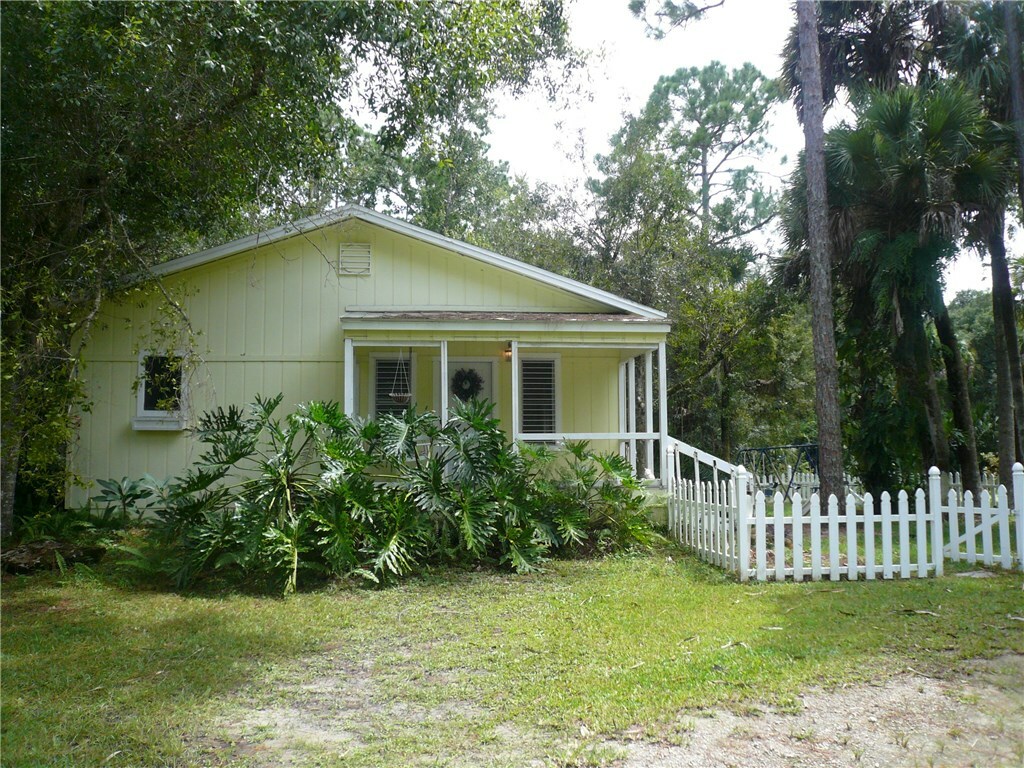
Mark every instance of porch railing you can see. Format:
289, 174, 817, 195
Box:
516, 431, 663, 481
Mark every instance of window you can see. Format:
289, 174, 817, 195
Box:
338, 243, 371, 275
520, 358, 557, 434
134, 353, 185, 430
373, 356, 414, 417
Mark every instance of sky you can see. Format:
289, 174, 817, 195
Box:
486, 0, 991, 300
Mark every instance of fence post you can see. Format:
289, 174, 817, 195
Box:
928, 466, 943, 577
737, 466, 750, 582
665, 444, 675, 537
693, 453, 701, 505
1014, 463, 1024, 571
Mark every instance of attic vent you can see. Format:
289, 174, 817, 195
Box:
338, 243, 371, 275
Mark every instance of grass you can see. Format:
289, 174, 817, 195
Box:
2, 548, 1023, 767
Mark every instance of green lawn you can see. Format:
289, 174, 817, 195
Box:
2, 549, 1022, 767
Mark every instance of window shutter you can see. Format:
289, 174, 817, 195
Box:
338, 243, 371, 275
521, 359, 556, 433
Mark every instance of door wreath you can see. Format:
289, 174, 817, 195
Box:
451, 367, 484, 400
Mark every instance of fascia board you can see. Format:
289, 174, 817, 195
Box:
340, 317, 672, 335
148, 209, 346, 277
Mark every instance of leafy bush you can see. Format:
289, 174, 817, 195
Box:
14, 479, 155, 548
530, 441, 660, 553
121, 395, 657, 593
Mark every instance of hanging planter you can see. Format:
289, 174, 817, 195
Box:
451, 367, 484, 400
389, 349, 412, 405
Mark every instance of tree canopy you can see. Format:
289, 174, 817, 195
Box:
0, 0, 575, 532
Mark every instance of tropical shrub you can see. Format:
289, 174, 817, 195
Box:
123, 395, 657, 593
13, 477, 157, 550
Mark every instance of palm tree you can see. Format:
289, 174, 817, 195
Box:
1004, 2, 1024, 215
939, 1, 1024, 487
782, 0, 1022, 493
780, 83, 1009, 491
782, 1, 943, 115
795, 0, 844, 501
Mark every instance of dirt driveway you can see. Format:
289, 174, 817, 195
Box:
619, 654, 1024, 768
218, 653, 1023, 767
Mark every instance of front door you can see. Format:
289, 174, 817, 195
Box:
435, 358, 497, 411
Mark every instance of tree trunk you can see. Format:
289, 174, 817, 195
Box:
1004, 2, 1024, 219
916, 331, 952, 472
719, 357, 731, 459
700, 145, 711, 229
896, 309, 950, 473
1, 392, 22, 540
934, 305, 982, 495
987, 213, 1024, 461
993, 301, 1016, 492
797, 0, 845, 501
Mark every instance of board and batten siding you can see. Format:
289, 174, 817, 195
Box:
70, 219, 648, 505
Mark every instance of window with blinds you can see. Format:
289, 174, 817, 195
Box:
374, 358, 412, 416
520, 359, 556, 434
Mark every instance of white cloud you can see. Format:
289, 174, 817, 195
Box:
486, 0, 989, 298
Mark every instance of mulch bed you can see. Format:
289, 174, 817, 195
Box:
1, 540, 105, 574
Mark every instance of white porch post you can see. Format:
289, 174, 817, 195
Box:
658, 341, 669, 485
618, 362, 627, 457
510, 340, 520, 440
439, 340, 449, 424
343, 337, 355, 417
644, 351, 654, 476
627, 356, 637, 472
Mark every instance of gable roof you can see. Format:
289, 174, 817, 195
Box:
149, 204, 667, 320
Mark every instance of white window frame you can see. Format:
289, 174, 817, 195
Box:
133, 351, 187, 431
517, 353, 561, 437
370, 352, 416, 418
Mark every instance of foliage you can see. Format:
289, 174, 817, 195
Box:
588, 60, 779, 260
563, 59, 811, 460
0, 0, 577, 535
527, 441, 658, 553
92, 477, 155, 523
781, 1, 940, 118
948, 289, 1000, 466
779, 0, 1023, 493
629, 0, 725, 38
128, 397, 655, 594
779, 81, 1011, 489
638, 61, 779, 241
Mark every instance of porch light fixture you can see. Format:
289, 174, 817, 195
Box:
503, 342, 513, 362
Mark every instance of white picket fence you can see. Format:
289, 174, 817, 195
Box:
944, 470, 1003, 500
668, 458, 1024, 582
753, 468, 1000, 504
752, 469, 863, 500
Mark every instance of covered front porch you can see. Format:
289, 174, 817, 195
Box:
340, 312, 671, 483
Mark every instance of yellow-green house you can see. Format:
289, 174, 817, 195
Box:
70, 205, 673, 506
